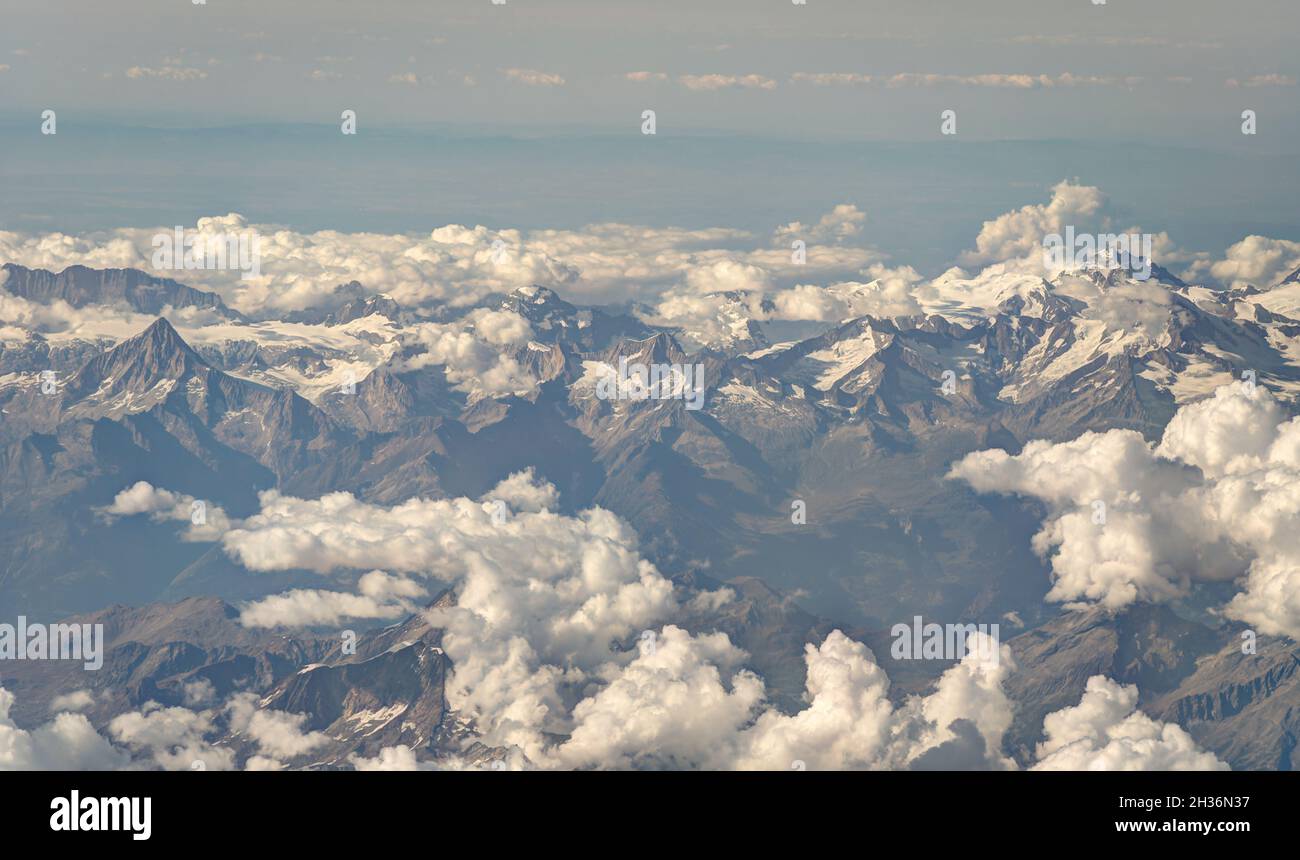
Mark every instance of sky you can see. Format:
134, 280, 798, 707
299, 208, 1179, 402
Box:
0, 0, 1297, 273
1, 0, 1295, 138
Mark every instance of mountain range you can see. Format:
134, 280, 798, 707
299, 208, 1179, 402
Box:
3, 259, 1300, 769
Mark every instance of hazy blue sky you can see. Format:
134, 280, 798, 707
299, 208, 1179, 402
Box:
3, 0, 1296, 140
0, 1, 1296, 270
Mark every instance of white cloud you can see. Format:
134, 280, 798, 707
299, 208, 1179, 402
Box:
774, 204, 866, 244
0, 210, 884, 316
732, 631, 1015, 770
550, 626, 764, 769
238, 570, 425, 628
107, 701, 234, 771
0, 688, 127, 770
481, 468, 560, 513
960, 181, 1109, 268
1032, 676, 1228, 770
684, 259, 773, 294
227, 693, 331, 761
1199, 235, 1300, 290
0, 289, 226, 343
100, 481, 232, 541
49, 690, 95, 713
771, 284, 849, 322
952, 382, 1300, 637
399, 310, 537, 397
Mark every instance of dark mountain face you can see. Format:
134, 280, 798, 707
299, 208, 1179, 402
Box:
2, 317, 348, 472
332, 293, 402, 325
2, 263, 238, 317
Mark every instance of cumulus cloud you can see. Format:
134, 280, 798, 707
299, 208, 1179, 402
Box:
1197, 235, 1300, 290
952, 382, 1300, 637
108, 701, 234, 771
481, 468, 560, 513
1032, 676, 1227, 770
774, 204, 866, 245
238, 570, 426, 628
950, 184, 1210, 284
960, 181, 1109, 268
102, 694, 333, 770
226, 693, 331, 762
770, 284, 849, 322
729, 631, 1015, 770
770, 269, 926, 323
635, 289, 763, 347
550, 627, 1016, 771
0, 688, 127, 770
397, 309, 538, 397
99, 481, 232, 541
549, 626, 764, 769
684, 259, 773, 295
633, 211, 912, 341
644, 262, 922, 334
